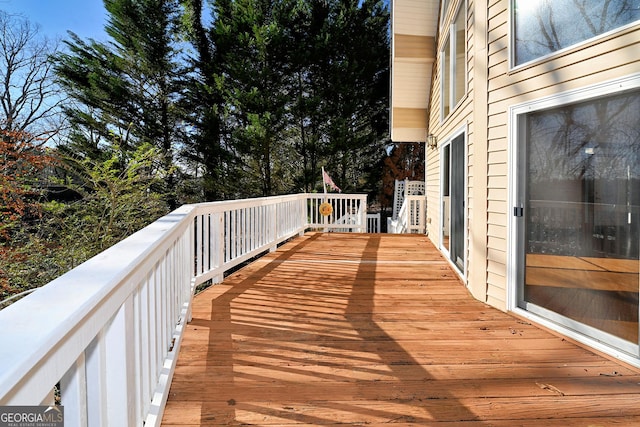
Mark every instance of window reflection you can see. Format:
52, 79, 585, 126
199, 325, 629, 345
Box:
523, 90, 640, 344
514, 0, 640, 65
441, 4, 466, 118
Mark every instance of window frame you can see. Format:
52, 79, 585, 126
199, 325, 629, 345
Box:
509, 0, 640, 70
440, 1, 467, 122
507, 72, 640, 367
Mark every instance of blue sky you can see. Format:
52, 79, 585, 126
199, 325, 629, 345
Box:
0, 0, 107, 41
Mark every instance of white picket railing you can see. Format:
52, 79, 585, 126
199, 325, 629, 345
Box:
388, 195, 426, 234
391, 179, 425, 220
367, 213, 382, 233
306, 193, 368, 232
0, 193, 366, 427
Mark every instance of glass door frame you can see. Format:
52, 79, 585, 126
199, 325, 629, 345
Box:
507, 76, 640, 364
440, 126, 468, 276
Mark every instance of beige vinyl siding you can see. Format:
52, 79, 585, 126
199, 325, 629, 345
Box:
394, 0, 438, 36
426, 0, 482, 293
391, 59, 432, 141
392, 107, 428, 128
484, 0, 640, 311
483, 0, 508, 309
466, 0, 489, 301
395, 34, 436, 58
425, 0, 466, 247
404, 0, 639, 313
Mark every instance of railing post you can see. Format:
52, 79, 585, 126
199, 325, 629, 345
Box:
213, 212, 224, 283
270, 203, 278, 252
195, 214, 203, 277
299, 197, 306, 235
360, 196, 367, 232
420, 198, 426, 234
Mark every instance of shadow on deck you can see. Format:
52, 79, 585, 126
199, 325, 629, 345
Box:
162, 233, 640, 426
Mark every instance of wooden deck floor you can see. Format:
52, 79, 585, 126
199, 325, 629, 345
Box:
162, 233, 640, 426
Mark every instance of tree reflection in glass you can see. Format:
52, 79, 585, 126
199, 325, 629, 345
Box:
514, 0, 640, 65
522, 90, 640, 345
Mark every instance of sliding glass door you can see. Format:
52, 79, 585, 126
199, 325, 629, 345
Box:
516, 90, 640, 353
442, 132, 465, 272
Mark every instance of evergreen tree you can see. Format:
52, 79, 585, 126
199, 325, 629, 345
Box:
285, 0, 390, 194
181, 0, 389, 198
213, 0, 294, 196
55, 0, 184, 207
55, 0, 390, 201
318, 0, 389, 194
180, 0, 239, 201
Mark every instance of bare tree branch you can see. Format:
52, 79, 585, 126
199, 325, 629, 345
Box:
0, 11, 65, 147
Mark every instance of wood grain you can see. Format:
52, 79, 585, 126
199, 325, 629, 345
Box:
163, 233, 640, 425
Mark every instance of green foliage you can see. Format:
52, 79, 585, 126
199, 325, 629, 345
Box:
55, 0, 185, 208
1, 0, 392, 302
53, 142, 169, 250
0, 143, 169, 301
182, 0, 390, 198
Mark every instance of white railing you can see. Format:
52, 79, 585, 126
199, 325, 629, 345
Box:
388, 195, 426, 234
367, 213, 382, 233
0, 193, 366, 427
306, 193, 367, 233
392, 179, 425, 220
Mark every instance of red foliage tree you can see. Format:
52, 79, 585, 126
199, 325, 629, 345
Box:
0, 126, 55, 297
380, 142, 425, 211
0, 127, 53, 236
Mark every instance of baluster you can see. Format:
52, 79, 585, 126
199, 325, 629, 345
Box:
103, 300, 136, 425
60, 353, 88, 426
84, 334, 106, 427
138, 274, 152, 418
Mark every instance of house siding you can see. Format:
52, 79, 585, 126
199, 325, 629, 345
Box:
392, 0, 640, 354
484, 1, 640, 311
483, 0, 508, 307
426, 0, 474, 250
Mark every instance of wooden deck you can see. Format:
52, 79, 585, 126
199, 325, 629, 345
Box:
162, 233, 640, 426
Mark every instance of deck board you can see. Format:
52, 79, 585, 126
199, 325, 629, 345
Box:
162, 232, 640, 426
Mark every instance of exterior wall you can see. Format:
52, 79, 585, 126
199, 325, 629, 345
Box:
484, 0, 507, 309
485, 0, 640, 312
421, 0, 640, 313
393, 0, 640, 315
425, 0, 486, 300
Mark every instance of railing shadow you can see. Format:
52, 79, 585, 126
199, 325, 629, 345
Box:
178, 233, 485, 424
163, 232, 640, 425
342, 234, 483, 423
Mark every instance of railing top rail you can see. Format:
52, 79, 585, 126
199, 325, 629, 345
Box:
0, 205, 196, 400
191, 193, 367, 213
191, 193, 303, 212
0, 192, 370, 409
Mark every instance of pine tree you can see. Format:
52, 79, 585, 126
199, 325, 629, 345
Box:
213, 0, 294, 196
55, 0, 184, 207
286, 0, 390, 194
180, 0, 238, 201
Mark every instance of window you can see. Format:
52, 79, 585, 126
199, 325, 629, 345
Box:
513, 0, 640, 66
441, 3, 466, 119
